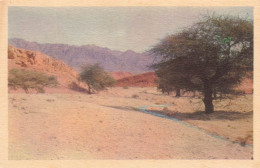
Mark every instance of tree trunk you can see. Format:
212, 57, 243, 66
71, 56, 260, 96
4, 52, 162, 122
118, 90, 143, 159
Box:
176, 88, 181, 97
24, 87, 29, 94
213, 88, 217, 99
203, 83, 214, 114
88, 84, 92, 94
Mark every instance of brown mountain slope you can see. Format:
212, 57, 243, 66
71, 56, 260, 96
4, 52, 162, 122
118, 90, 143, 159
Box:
110, 71, 135, 80
8, 45, 87, 93
115, 72, 158, 87
115, 71, 253, 94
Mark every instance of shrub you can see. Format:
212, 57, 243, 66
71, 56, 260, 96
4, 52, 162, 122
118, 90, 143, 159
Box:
163, 107, 169, 113
142, 90, 147, 93
8, 69, 58, 93
79, 64, 115, 94
123, 86, 129, 89
132, 94, 139, 98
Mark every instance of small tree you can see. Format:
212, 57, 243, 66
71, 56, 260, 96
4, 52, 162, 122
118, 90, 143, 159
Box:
79, 64, 115, 94
8, 69, 58, 93
150, 15, 253, 114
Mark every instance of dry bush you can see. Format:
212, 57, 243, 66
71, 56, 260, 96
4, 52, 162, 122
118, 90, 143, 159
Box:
163, 107, 170, 113
9, 69, 58, 93
141, 90, 148, 93
132, 94, 139, 98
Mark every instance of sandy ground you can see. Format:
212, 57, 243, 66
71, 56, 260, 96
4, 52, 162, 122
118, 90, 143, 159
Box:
9, 87, 253, 159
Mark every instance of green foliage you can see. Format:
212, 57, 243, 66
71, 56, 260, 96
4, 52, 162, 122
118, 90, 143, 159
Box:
8, 69, 58, 93
79, 64, 115, 94
150, 14, 253, 113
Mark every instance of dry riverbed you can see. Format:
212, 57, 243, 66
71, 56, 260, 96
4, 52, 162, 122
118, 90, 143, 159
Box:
9, 87, 253, 159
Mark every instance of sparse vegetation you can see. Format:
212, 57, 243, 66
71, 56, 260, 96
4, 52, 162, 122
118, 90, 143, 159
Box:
46, 99, 55, 102
132, 94, 139, 98
237, 134, 253, 146
163, 107, 169, 113
8, 69, 58, 93
79, 64, 115, 94
141, 90, 147, 93
123, 86, 129, 89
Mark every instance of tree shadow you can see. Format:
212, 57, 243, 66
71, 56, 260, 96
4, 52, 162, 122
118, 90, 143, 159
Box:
153, 110, 253, 121
102, 105, 140, 112
68, 82, 89, 93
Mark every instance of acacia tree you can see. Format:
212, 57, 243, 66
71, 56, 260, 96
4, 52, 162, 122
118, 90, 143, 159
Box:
151, 15, 253, 114
8, 69, 58, 93
79, 64, 115, 94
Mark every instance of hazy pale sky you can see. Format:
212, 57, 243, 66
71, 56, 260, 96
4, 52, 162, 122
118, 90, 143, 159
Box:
8, 7, 253, 52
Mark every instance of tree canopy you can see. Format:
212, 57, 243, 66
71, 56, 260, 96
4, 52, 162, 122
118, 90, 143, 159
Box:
8, 69, 58, 93
79, 64, 115, 94
150, 15, 253, 113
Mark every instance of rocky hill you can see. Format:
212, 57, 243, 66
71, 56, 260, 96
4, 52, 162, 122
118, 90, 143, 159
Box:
8, 45, 87, 93
9, 38, 157, 73
110, 71, 135, 80
115, 72, 158, 87
114, 71, 253, 94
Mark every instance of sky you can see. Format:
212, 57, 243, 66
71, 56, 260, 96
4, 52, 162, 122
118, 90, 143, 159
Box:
8, 7, 253, 53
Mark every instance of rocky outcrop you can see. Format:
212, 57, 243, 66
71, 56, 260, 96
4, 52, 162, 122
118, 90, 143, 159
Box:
110, 71, 135, 80
8, 45, 88, 93
115, 72, 158, 87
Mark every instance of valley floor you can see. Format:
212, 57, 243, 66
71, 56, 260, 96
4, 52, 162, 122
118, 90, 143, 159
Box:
9, 87, 253, 159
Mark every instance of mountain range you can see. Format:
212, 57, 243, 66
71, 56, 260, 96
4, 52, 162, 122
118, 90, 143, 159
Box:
9, 38, 158, 73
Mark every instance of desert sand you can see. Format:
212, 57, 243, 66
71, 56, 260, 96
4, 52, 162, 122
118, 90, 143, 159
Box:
9, 87, 253, 160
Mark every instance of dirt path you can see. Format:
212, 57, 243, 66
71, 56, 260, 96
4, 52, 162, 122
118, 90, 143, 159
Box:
9, 93, 253, 159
